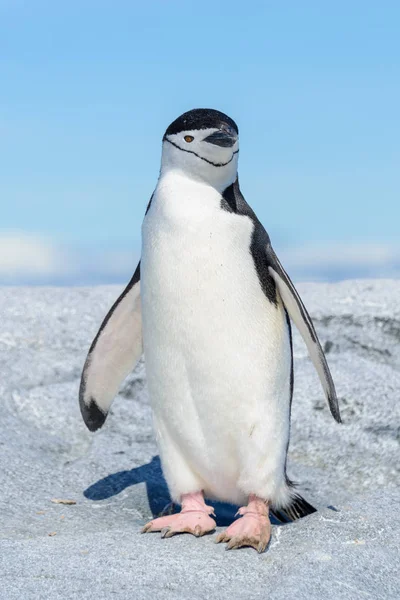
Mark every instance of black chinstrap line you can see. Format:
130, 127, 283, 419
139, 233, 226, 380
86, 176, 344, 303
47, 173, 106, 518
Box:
164, 137, 239, 167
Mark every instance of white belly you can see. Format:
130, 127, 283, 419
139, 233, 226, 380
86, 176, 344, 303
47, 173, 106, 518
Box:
141, 174, 292, 506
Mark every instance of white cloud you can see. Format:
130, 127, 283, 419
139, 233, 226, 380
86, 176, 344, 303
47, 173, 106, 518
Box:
0, 232, 70, 279
280, 242, 400, 281
0, 231, 137, 285
0, 232, 399, 285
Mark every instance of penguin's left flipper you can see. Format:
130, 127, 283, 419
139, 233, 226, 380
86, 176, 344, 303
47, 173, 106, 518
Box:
266, 244, 342, 423
79, 262, 142, 431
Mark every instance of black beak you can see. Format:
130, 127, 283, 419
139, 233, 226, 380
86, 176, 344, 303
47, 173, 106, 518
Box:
203, 127, 238, 148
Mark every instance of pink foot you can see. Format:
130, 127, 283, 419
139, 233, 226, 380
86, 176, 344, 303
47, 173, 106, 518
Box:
142, 491, 216, 538
216, 494, 271, 553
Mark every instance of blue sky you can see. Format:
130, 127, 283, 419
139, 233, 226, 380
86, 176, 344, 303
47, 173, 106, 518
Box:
1, 0, 399, 283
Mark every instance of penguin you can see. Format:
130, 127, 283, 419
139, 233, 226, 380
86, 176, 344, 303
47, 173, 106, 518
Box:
79, 108, 341, 553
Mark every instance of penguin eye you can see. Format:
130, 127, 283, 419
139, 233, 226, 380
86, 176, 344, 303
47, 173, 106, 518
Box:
184, 135, 194, 143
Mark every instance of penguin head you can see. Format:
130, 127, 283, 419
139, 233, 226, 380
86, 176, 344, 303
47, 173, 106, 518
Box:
161, 108, 239, 190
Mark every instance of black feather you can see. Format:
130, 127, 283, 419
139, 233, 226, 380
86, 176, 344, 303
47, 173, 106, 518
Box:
271, 494, 317, 522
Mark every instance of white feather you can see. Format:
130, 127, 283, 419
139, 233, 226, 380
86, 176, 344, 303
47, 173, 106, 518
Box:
141, 170, 294, 507
268, 267, 331, 400
81, 282, 142, 414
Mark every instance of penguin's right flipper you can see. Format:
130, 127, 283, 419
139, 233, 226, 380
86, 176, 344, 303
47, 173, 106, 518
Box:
79, 262, 142, 431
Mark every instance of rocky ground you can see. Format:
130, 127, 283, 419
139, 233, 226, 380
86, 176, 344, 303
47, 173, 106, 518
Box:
0, 280, 399, 599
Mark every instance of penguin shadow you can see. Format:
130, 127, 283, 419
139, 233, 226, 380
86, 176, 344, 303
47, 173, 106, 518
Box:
84, 455, 290, 526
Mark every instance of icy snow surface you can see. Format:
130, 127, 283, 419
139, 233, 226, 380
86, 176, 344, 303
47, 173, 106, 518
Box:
0, 281, 399, 599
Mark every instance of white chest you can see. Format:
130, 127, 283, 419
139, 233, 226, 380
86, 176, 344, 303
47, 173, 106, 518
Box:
139, 173, 291, 506
140, 171, 286, 379
141, 173, 256, 310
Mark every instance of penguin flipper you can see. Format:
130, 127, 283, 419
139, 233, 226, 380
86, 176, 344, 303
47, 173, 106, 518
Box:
79, 262, 142, 431
266, 245, 341, 423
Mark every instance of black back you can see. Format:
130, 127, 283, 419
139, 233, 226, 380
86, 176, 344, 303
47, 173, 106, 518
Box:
221, 178, 277, 305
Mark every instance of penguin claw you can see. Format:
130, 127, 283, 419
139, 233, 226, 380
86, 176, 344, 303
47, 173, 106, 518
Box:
216, 497, 271, 553
142, 510, 216, 539
161, 527, 173, 538
224, 535, 265, 552
225, 537, 242, 551
142, 492, 216, 539
215, 532, 227, 544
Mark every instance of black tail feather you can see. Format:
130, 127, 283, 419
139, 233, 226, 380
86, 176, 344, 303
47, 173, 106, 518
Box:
271, 493, 317, 523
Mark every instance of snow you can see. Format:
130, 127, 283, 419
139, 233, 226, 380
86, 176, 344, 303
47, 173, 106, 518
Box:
0, 281, 399, 599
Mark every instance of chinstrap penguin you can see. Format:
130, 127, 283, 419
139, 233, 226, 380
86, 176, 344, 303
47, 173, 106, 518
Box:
79, 108, 341, 553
